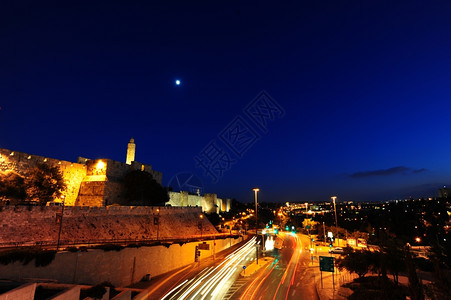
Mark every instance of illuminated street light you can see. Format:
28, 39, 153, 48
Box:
253, 188, 260, 236
199, 214, 204, 238
155, 208, 160, 241
253, 188, 260, 264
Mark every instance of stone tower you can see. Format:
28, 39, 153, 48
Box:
126, 138, 136, 165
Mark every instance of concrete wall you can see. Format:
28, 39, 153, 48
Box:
0, 236, 245, 287
0, 283, 36, 300
52, 286, 81, 300
0, 206, 216, 246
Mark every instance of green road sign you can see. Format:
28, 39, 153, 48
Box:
319, 256, 334, 272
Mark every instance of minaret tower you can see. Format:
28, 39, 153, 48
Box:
126, 138, 136, 165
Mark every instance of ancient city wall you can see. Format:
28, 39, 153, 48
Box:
0, 206, 216, 246
168, 191, 230, 214
0, 148, 87, 206
0, 236, 246, 286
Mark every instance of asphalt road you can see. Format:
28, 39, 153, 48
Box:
236, 233, 319, 300
134, 233, 320, 300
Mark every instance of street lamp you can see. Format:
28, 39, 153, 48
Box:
253, 188, 260, 264
331, 196, 338, 246
253, 188, 260, 235
56, 195, 65, 251
199, 214, 204, 238
155, 208, 160, 241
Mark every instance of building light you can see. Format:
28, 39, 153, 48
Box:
96, 160, 106, 169
27, 155, 31, 159
10, 152, 14, 156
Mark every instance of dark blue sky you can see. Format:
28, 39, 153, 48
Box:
1, 1, 451, 203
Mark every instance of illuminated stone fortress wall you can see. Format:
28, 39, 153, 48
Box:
75, 157, 162, 206
0, 147, 162, 206
168, 191, 231, 214
0, 148, 86, 206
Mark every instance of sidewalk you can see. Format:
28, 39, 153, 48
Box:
310, 248, 356, 300
314, 269, 356, 300
239, 257, 274, 277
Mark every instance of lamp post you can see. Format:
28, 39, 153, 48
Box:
56, 195, 65, 251
331, 196, 338, 246
253, 188, 260, 264
253, 188, 260, 235
199, 214, 204, 238
155, 208, 160, 241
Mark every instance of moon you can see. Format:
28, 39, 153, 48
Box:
175, 79, 181, 86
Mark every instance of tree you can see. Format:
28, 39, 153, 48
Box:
0, 171, 26, 203
25, 163, 66, 205
302, 218, 318, 229
336, 248, 372, 278
123, 170, 169, 205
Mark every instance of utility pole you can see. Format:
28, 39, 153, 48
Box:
331, 196, 338, 246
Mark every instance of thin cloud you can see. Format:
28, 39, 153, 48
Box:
350, 166, 410, 178
412, 168, 428, 174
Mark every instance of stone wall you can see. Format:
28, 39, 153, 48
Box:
168, 191, 231, 214
0, 148, 86, 206
0, 206, 216, 246
0, 148, 163, 207
0, 236, 246, 286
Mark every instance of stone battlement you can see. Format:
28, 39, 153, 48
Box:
0, 147, 163, 206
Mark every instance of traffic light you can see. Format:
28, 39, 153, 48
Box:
195, 246, 201, 262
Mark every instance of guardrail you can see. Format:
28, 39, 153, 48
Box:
0, 232, 242, 251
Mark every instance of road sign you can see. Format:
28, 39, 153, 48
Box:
198, 242, 210, 250
319, 256, 334, 272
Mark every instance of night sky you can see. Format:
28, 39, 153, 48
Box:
2, 1, 451, 203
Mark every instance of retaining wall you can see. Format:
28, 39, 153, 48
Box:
0, 206, 216, 246
0, 236, 245, 286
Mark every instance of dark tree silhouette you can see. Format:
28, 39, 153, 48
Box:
25, 163, 66, 205
0, 171, 26, 202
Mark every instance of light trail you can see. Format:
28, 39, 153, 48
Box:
160, 237, 257, 300
160, 279, 189, 300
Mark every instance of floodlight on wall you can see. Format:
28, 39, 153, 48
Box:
96, 160, 106, 169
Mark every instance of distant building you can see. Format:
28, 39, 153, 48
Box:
438, 186, 450, 198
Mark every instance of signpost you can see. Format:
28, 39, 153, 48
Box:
319, 256, 335, 289
198, 242, 210, 250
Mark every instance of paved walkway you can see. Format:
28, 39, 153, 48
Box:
310, 246, 356, 300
